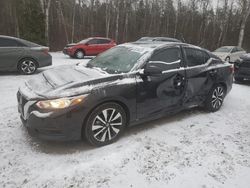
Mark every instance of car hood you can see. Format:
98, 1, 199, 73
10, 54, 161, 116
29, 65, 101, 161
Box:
212, 52, 228, 60
19, 65, 129, 100
66, 43, 77, 47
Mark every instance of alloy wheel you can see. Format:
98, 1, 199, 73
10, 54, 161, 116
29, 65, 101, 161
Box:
76, 51, 84, 59
91, 108, 123, 142
211, 86, 224, 109
20, 60, 37, 74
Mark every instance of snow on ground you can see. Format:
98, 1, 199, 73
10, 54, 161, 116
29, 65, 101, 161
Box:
0, 52, 250, 188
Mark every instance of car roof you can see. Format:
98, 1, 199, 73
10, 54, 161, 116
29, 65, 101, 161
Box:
218, 46, 235, 48
0, 35, 42, 47
127, 41, 207, 51
89, 37, 113, 40
0, 35, 20, 40
138, 37, 181, 42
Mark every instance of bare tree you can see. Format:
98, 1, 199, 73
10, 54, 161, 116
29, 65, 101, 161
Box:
238, 0, 250, 47
105, 0, 111, 38
39, 0, 52, 45
71, 0, 76, 43
115, 0, 120, 42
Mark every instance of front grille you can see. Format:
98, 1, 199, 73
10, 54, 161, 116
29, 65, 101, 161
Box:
17, 93, 28, 118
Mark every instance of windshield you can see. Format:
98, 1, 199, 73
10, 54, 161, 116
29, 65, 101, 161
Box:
86, 46, 148, 74
215, 47, 232, 53
78, 38, 91, 44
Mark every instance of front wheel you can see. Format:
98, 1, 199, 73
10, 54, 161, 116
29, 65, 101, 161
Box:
18, 59, 37, 75
84, 103, 127, 147
75, 50, 85, 59
205, 85, 225, 112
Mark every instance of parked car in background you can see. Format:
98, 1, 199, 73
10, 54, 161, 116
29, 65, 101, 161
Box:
63, 37, 116, 59
18, 42, 233, 146
234, 53, 250, 82
0, 35, 52, 75
137, 37, 181, 43
213, 46, 246, 63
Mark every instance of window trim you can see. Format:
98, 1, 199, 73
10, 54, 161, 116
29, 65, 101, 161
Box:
148, 46, 184, 67
183, 47, 210, 68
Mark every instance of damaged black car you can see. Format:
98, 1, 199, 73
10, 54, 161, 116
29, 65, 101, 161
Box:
17, 42, 233, 146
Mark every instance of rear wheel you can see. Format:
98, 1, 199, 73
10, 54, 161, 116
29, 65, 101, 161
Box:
75, 50, 85, 59
18, 59, 37, 75
84, 103, 127, 147
225, 56, 230, 63
205, 85, 225, 112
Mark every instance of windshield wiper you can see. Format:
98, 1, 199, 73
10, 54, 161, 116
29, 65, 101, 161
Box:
86, 63, 93, 68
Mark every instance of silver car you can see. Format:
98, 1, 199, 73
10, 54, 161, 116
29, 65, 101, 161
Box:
213, 46, 246, 63
0, 35, 52, 75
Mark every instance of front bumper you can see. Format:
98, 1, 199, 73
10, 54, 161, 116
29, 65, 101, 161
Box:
63, 48, 69, 55
17, 92, 87, 141
63, 48, 75, 56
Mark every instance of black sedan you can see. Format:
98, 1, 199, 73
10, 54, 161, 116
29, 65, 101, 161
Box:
234, 54, 250, 82
17, 42, 233, 146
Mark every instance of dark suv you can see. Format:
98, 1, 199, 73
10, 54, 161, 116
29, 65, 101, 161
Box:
17, 42, 233, 146
234, 54, 250, 82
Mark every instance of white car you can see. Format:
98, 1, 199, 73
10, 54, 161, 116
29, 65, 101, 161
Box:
213, 46, 246, 63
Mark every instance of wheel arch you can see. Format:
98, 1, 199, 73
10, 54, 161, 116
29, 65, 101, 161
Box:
74, 48, 86, 56
216, 82, 227, 94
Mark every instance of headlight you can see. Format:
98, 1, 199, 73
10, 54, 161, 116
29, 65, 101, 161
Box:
36, 95, 87, 109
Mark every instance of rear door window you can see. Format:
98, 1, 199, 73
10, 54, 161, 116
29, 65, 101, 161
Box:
236, 47, 244, 52
231, 47, 237, 53
97, 39, 111, 44
88, 39, 111, 45
88, 39, 99, 45
184, 48, 210, 67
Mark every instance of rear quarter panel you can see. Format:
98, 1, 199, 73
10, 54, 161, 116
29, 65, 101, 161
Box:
214, 62, 233, 94
21, 48, 52, 68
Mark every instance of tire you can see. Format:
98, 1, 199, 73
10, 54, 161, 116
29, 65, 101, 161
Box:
18, 58, 38, 75
235, 77, 244, 83
225, 56, 230, 63
84, 103, 127, 147
75, 50, 85, 59
204, 85, 225, 112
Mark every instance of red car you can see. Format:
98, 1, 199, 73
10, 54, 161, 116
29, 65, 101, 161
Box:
63, 37, 116, 59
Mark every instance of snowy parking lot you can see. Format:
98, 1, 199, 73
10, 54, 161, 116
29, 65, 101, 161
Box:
0, 52, 250, 188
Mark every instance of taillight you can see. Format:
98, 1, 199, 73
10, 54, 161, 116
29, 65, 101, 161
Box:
229, 64, 234, 74
42, 48, 49, 55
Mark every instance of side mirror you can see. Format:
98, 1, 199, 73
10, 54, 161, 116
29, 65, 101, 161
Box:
143, 61, 164, 76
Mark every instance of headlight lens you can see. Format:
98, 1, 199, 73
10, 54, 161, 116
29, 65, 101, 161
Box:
36, 95, 87, 109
